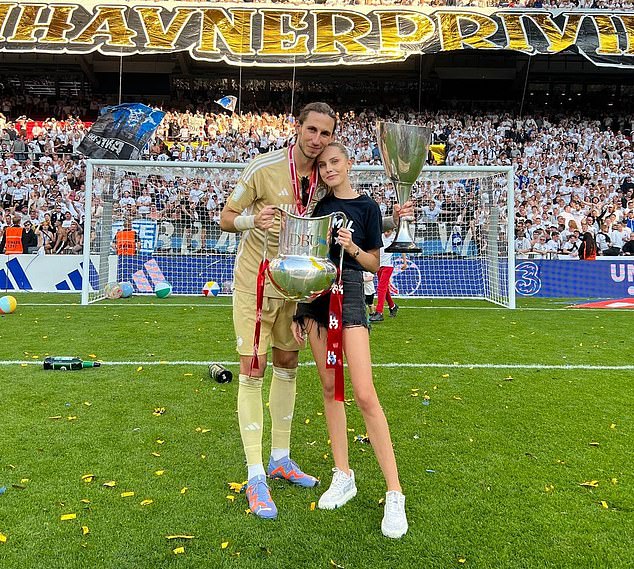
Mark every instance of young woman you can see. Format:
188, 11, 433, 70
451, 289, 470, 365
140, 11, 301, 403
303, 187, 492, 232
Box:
293, 142, 408, 539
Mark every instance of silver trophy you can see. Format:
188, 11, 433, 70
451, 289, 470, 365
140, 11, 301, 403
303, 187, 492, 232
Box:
267, 209, 347, 302
376, 121, 432, 253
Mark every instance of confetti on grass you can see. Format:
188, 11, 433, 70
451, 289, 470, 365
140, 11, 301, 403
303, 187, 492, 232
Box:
81, 474, 95, 483
221, 542, 229, 549
579, 480, 599, 488
140, 499, 154, 506
228, 482, 247, 493
0, 532, 7, 543
60, 513, 77, 521
103, 481, 116, 488
173, 547, 185, 555
330, 560, 344, 568
153, 408, 166, 416
81, 526, 90, 536
166, 535, 194, 540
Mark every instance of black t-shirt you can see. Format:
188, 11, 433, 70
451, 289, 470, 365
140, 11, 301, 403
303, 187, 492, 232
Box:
313, 193, 382, 271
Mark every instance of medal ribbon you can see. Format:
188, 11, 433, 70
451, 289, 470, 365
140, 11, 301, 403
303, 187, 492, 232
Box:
326, 240, 346, 401
251, 256, 269, 372
288, 144, 318, 216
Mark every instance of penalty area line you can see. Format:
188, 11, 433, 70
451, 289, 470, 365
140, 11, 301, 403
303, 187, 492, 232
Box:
3, 360, 634, 371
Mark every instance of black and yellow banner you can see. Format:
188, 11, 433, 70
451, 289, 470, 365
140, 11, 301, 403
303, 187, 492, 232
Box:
0, 2, 632, 68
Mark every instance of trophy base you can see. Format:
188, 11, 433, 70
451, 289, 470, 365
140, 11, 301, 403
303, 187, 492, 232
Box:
386, 241, 421, 254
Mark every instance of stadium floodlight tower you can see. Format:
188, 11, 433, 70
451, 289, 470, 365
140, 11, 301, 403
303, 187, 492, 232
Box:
81, 160, 514, 308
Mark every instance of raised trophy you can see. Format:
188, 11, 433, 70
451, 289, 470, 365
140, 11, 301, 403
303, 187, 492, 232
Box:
376, 121, 432, 253
267, 209, 347, 302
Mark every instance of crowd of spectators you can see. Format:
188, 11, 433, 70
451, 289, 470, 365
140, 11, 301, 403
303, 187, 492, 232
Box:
0, 93, 633, 258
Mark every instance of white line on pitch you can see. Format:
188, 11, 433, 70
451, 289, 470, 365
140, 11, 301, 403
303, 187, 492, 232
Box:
4, 360, 634, 370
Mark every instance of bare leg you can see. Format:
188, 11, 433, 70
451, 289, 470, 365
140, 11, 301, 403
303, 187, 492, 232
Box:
343, 326, 401, 492
306, 320, 350, 475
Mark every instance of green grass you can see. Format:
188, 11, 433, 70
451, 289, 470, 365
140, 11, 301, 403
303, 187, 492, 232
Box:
0, 295, 632, 568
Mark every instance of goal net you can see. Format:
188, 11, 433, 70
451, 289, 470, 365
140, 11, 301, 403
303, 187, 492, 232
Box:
81, 161, 514, 308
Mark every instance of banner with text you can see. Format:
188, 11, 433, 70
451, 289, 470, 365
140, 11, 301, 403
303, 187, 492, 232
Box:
0, 2, 632, 68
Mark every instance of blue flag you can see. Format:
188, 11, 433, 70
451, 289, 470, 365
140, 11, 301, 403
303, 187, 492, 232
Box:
78, 103, 165, 160
215, 96, 237, 112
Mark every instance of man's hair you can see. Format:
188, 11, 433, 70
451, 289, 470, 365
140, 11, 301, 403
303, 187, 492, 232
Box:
297, 102, 337, 132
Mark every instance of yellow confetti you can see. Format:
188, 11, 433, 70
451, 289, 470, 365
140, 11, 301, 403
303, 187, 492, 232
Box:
155, 470, 165, 476
411, 392, 419, 397
310, 501, 316, 511
305, 418, 310, 424
152, 407, 166, 416
166, 535, 194, 540
201, 454, 207, 460
48, 415, 62, 420
81, 526, 90, 536
228, 482, 246, 493
137, 366, 143, 372
610, 423, 617, 430
458, 558, 467, 564
452, 395, 463, 401
184, 373, 193, 376
611, 478, 618, 485
151, 452, 161, 457
21, 363, 28, 367
442, 374, 450, 378
544, 484, 554, 493
0, 533, 7, 544
81, 474, 95, 483
102, 481, 116, 488
180, 487, 188, 494
600, 501, 609, 509
226, 495, 235, 502
20, 478, 29, 484
221, 541, 229, 549
201, 428, 211, 434
80, 499, 90, 504
156, 439, 164, 445
60, 513, 77, 521
589, 442, 600, 447
173, 547, 185, 555
579, 480, 599, 488
317, 412, 323, 416
120, 491, 135, 498
140, 499, 154, 506
67, 416, 77, 421
88, 354, 97, 358
83, 402, 92, 407
330, 560, 344, 569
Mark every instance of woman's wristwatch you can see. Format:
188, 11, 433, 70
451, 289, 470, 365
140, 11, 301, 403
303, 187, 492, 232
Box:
351, 247, 361, 259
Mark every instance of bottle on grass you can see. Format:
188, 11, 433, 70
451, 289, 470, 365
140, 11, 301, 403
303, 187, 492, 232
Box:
43, 357, 101, 371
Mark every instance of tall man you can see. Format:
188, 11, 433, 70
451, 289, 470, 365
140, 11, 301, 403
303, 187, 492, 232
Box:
221, 102, 413, 520
220, 102, 336, 520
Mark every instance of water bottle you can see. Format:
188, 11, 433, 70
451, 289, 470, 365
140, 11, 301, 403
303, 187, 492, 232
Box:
43, 357, 101, 371
208, 363, 232, 383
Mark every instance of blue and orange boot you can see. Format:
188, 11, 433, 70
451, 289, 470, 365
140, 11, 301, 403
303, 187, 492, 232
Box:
245, 475, 278, 519
267, 456, 319, 488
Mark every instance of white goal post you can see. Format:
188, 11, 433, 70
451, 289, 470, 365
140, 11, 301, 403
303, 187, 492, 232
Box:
81, 160, 515, 308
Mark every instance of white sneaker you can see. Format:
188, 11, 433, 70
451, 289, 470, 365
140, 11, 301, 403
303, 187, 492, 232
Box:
381, 491, 408, 538
318, 468, 357, 510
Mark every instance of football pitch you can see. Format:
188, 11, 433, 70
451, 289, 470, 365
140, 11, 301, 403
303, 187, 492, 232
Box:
0, 295, 631, 569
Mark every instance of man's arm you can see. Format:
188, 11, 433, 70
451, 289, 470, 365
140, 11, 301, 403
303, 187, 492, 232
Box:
220, 203, 277, 233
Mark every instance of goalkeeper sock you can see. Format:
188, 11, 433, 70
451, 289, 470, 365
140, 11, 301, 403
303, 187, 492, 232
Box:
237, 374, 264, 471
269, 365, 297, 457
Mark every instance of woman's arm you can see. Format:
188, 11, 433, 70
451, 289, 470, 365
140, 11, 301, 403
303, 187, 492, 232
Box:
336, 227, 380, 273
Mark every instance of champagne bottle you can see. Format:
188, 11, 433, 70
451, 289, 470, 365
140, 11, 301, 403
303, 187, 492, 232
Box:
43, 357, 101, 371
